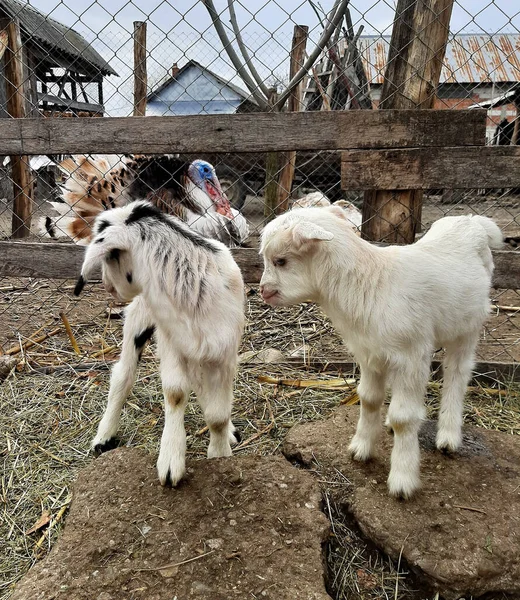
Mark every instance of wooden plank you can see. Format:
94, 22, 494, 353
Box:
0, 109, 486, 156
0, 243, 265, 284
361, 0, 455, 244
342, 146, 520, 189
276, 25, 308, 214
37, 93, 104, 114
133, 21, 147, 117
0, 243, 518, 291
492, 250, 520, 291
2, 18, 34, 238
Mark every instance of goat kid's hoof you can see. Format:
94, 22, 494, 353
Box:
348, 437, 375, 462
91, 436, 120, 456
436, 432, 461, 456
162, 469, 185, 488
157, 456, 185, 488
387, 472, 420, 500
229, 427, 241, 445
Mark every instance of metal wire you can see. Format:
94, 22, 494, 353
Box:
0, 0, 519, 365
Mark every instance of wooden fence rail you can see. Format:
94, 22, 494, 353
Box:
0, 110, 486, 155
342, 146, 520, 189
0, 242, 517, 290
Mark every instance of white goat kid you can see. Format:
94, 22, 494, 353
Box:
75, 201, 245, 486
259, 206, 503, 499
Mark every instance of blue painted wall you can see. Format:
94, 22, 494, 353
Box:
146, 64, 245, 116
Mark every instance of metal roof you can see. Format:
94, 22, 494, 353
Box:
0, 0, 117, 76
353, 33, 520, 85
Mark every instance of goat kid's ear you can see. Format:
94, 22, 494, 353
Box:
291, 222, 334, 249
327, 205, 348, 221
74, 240, 125, 296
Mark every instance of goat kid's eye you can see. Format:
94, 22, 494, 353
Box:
273, 258, 286, 267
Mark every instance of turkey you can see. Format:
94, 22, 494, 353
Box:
290, 191, 362, 233
42, 154, 250, 247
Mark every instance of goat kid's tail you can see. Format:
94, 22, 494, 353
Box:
470, 215, 504, 250
41, 155, 131, 243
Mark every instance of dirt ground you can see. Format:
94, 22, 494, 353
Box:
10, 451, 332, 600
285, 405, 520, 599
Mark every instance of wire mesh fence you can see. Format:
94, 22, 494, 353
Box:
0, 0, 518, 368
1, 1, 520, 598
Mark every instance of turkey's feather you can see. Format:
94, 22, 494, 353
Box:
42, 154, 250, 247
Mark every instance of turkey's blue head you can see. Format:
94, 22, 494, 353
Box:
187, 159, 233, 218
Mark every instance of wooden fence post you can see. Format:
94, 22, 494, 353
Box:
3, 18, 33, 239
276, 25, 309, 213
133, 21, 147, 116
361, 0, 455, 243
263, 88, 279, 222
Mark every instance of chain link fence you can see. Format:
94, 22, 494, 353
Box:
1, 2, 520, 598
0, 0, 518, 366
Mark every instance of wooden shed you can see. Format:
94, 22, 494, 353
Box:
0, 0, 117, 117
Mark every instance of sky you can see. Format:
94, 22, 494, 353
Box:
23, 0, 520, 115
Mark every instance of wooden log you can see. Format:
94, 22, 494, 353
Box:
2, 18, 33, 238
341, 146, 520, 189
133, 21, 147, 117
0, 243, 518, 290
276, 25, 308, 214
361, 0, 455, 244
0, 110, 486, 156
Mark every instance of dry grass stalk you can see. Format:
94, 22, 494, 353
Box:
258, 374, 355, 390
59, 312, 81, 355
5, 327, 61, 356
34, 498, 72, 552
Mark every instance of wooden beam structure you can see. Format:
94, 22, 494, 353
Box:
2, 18, 33, 239
0, 242, 517, 291
361, 0, 455, 244
133, 21, 147, 117
37, 93, 104, 114
0, 109, 485, 155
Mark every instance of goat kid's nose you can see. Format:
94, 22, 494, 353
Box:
260, 284, 278, 301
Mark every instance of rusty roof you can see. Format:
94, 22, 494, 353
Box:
351, 34, 520, 85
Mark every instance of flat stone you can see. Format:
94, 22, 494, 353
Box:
12, 450, 331, 600
283, 405, 520, 600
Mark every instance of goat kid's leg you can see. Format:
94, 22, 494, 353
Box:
386, 356, 430, 499
349, 364, 386, 461
197, 363, 237, 459
436, 335, 478, 453
92, 298, 154, 453
157, 384, 189, 487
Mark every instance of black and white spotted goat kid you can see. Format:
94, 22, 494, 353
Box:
75, 201, 245, 486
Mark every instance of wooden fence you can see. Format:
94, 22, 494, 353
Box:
0, 109, 519, 382
0, 109, 519, 288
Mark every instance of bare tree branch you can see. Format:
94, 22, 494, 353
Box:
274, 0, 349, 111
202, 0, 268, 109
227, 0, 270, 98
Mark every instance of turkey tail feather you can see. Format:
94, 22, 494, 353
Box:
50, 155, 133, 242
